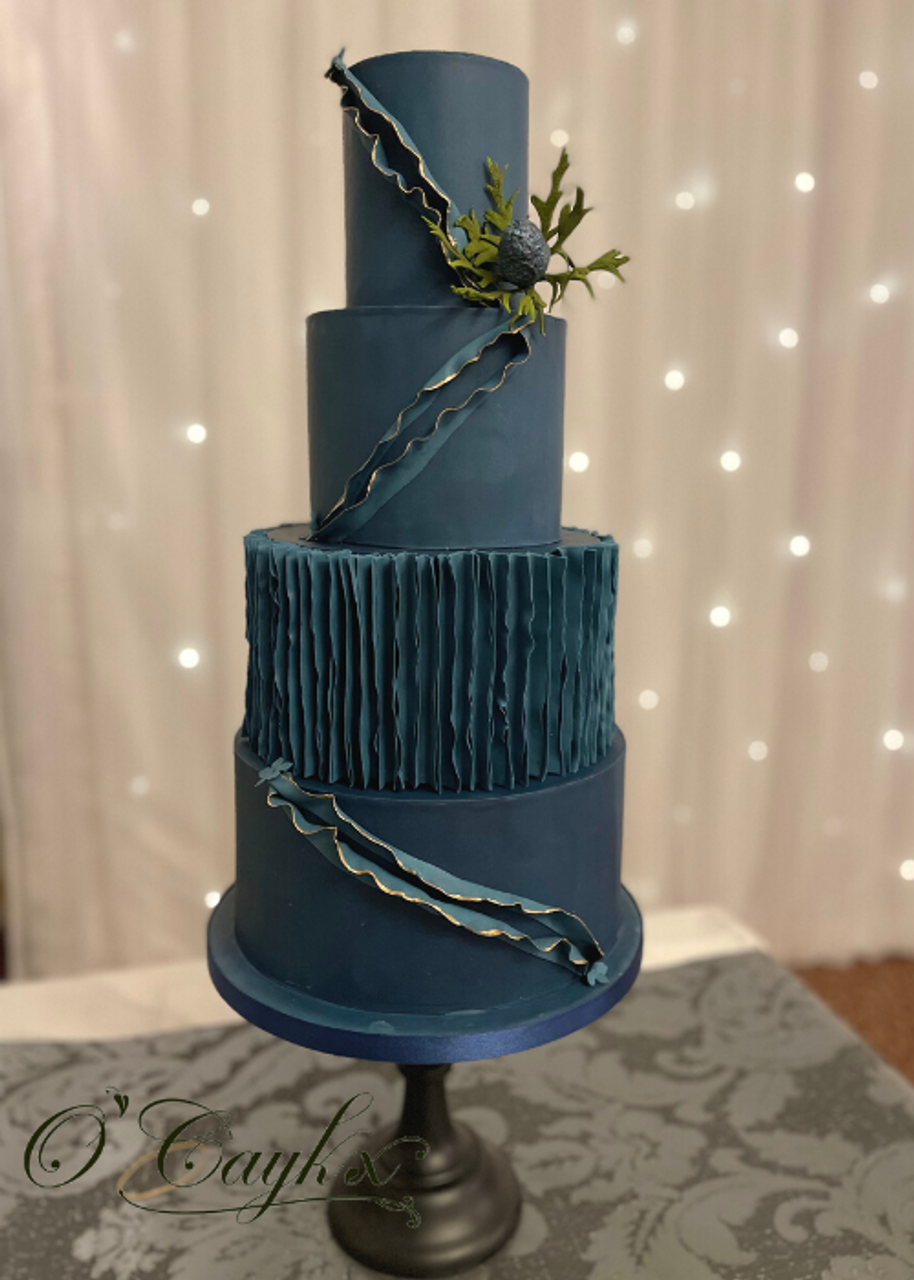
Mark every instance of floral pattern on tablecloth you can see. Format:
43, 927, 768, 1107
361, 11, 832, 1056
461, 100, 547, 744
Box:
1, 952, 913, 1279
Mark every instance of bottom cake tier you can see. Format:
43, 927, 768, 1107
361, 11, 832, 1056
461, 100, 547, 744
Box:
228, 729, 631, 1019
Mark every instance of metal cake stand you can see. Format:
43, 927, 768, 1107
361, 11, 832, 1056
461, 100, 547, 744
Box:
208, 886, 642, 1278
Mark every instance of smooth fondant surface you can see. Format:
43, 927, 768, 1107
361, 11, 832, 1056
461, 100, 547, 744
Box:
233, 731, 626, 1015
343, 52, 529, 308
208, 884, 642, 1062
308, 309, 564, 550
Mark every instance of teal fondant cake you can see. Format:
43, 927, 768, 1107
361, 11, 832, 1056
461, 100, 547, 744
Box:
217, 50, 640, 1041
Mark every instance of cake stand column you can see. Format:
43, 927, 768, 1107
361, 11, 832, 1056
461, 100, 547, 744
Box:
328, 1062, 522, 1278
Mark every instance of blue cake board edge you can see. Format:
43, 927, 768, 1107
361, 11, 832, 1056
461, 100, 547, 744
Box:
206, 885, 643, 1064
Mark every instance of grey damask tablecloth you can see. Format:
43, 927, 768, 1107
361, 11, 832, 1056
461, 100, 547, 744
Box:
2, 952, 914, 1279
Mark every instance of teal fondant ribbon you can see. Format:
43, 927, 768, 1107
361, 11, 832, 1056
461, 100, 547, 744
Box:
326, 51, 463, 242
258, 759, 609, 986
310, 318, 533, 542
314, 53, 535, 544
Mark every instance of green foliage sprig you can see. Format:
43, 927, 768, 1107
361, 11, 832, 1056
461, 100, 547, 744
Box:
424, 150, 629, 333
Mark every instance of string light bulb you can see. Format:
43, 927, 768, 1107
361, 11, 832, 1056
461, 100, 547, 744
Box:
204, 890, 222, 908
884, 729, 905, 751
178, 647, 201, 669
675, 192, 695, 210
192, 198, 211, 216
795, 172, 815, 192
550, 129, 569, 148
639, 690, 659, 710
710, 606, 731, 628
870, 283, 890, 304
568, 451, 590, 472
859, 70, 879, 89
633, 538, 653, 559
664, 369, 685, 390
720, 451, 741, 472
901, 860, 914, 882
186, 423, 207, 444
790, 535, 811, 557
778, 328, 799, 348
748, 740, 768, 761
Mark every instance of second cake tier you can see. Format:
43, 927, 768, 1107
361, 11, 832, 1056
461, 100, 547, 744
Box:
244, 526, 618, 793
307, 308, 565, 550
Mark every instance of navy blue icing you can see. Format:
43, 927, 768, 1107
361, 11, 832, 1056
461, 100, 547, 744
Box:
315, 52, 558, 551
338, 51, 529, 308
233, 730, 626, 1016
308, 308, 564, 549
243, 527, 618, 792
255, 758, 608, 984
309, 314, 535, 545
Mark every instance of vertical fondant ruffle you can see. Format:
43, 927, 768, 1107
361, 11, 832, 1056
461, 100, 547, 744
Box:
243, 528, 618, 793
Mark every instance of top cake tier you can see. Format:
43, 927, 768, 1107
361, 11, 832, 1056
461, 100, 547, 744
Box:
344, 51, 529, 307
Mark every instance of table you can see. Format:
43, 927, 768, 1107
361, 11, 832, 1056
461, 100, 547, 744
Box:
2, 906, 912, 1279
0, 904, 763, 1041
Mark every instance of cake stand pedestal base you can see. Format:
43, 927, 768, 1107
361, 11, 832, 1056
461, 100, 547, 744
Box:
329, 1063, 521, 1279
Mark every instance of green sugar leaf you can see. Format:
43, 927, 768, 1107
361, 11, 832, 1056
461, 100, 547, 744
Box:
424, 147, 628, 324
532, 147, 570, 239
585, 249, 630, 280
552, 187, 592, 253
455, 210, 482, 241
484, 157, 517, 232
465, 240, 499, 266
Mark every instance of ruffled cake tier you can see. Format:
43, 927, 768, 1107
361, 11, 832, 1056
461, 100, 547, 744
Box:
243, 526, 618, 793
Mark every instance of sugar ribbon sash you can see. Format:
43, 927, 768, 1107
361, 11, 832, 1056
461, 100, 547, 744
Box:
257, 759, 609, 986
313, 53, 534, 543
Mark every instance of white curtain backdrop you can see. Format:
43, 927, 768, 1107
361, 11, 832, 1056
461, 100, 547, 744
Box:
2, 0, 913, 979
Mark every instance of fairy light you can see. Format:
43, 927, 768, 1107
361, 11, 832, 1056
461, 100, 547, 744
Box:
900, 860, 914, 882
778, 328, 799, 348
710, 606, 731, 628
795, 172, 815, 192
883, 578, 908, 603
568, 451, 590, 472
809, 652, 829, 672
883, 729, 905, 751
748, 740, 768, 761
633, 539, 653, 559
204, 891, 222, 909
178, 647, 201, 669
859, 70, 879, 89
639, 690, 659, 710
720, 451, 741, 472
790, 535, 811, 557
616, 21, 638, 44
550, 129, 569, 148
192, 198, 211, 216
186, 423, 207, 444
870, 283, 890, 304
664, 369, 685, 390
675, 192, 695, 210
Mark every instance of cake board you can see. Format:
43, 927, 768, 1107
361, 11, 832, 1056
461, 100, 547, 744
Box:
207, 887, 642, 1277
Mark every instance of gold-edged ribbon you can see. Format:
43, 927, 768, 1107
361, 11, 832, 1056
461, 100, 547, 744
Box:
315, 53, 534, 543
258, 759, 610, 986
310, 317, 533, 542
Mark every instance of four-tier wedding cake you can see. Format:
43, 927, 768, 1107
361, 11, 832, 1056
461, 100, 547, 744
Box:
209, 50, 642, 1057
